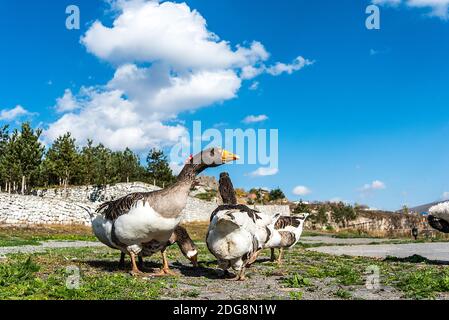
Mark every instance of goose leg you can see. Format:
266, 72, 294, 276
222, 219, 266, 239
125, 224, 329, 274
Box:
149, 250, 178, 277
129, 252, 143, 276
161, 250, 178, 275
270, 248, 276, 262
246, 249, 262, 267
237, 267, 247, 281
227, 267, 246, 281
277, 248, 284, 265
138, 255, 144, 269
119, 252, 126, 269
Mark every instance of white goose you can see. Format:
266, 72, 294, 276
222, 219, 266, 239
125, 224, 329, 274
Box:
428, 202, 449, 233
90, 148, 238, 276
206, 172, 277, 280
87, 210, 198, 268
206, 205, 262, 280
264, 213, 310, 264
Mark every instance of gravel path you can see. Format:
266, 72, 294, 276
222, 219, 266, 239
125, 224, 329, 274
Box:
300, 236, 394, 245
309, 242, 449, 262
0, 241, 103, 258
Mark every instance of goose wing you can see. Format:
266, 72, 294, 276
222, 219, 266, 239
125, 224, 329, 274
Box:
210, 204, 261, 223
274, 216, 302, 230
428, 215, 449, 233
96, 192, 151, 220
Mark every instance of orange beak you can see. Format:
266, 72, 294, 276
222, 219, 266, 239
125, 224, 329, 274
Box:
221, 149, 239, 163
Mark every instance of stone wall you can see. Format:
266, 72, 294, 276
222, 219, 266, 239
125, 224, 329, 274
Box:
0, 193, 92, 226
0, 182, 291, 226
31, 182, 161, 203
306, 209, 427, 234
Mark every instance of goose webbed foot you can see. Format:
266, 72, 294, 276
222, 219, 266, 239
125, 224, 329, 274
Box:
227, 268, 246, 281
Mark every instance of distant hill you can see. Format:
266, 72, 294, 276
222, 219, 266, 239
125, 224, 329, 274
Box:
407, 200, 448, 214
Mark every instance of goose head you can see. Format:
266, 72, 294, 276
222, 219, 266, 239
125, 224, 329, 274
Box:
173, 226, 199, 267
190, 147, 239, 169
179, 147, 239, 181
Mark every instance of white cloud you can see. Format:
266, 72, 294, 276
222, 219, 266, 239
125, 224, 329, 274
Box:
45, 0, 311, 152
373, 0, 449, 19
266, 56, 314, 76
360, 180, 386, 192
241, 66, 264, 80
55, 89, 79, 113
0, 105, 32, 121
249, 81, 259, 91
81, 1, 269, 70
373, 0, 401, 6
243, 114, 268, 124
442, 191, 449, 200
249, 167, 279, 177
44, 88, 187, 151
293, 185, 312, 196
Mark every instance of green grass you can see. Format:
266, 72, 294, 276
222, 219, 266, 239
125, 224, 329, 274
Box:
283, 273, 312, 288
0, 227, 97, 247
335, 288, 352, 299
0, 250, 177, 300
0, 236, 40, 247
391, 268, 449, 299
2, 224, 449, 300
289, 291, 303, 300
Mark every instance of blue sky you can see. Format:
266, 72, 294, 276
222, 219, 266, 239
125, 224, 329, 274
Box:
1, 0, 449, 210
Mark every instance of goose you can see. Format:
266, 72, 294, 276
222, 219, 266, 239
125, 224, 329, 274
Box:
428, 202, 449, 233
206, 206, 261, 280
264, 213, 310, 264
206, 171, 275, 280
93, 147, 238, 276
82, 208, 199, 269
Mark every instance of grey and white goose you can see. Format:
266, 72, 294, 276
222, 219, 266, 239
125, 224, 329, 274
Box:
265, 214, 309, 264
83, 209, 198, 268
94, 148, 238, 276
428, 202, 449, 233
206, 172, 274, 280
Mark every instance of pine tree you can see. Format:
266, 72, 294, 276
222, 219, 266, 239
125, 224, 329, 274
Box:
14, 123, 44, 193
0, 125, 9, 191
146, 148, 175, 188
269, 187, 286, 203
114, 148, 142, 183
80, 139, 96, 185
44, 132, 81, 189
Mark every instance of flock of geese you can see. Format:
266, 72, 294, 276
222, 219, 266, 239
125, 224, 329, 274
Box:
84, 148, 309, 280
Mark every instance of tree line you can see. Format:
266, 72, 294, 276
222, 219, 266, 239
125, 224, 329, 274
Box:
0, 122, 176, 194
